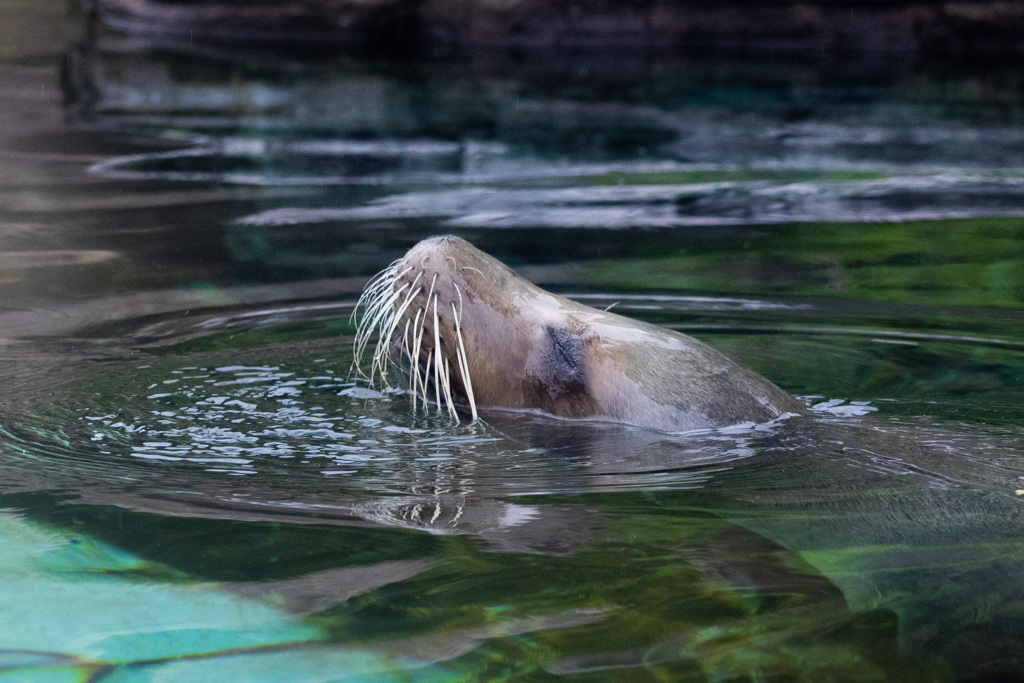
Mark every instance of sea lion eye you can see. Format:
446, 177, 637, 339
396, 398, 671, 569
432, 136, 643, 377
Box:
544, 324, 586, 389
546, 325, 581, 368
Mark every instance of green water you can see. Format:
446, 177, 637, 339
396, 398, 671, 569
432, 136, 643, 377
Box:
2, 2, 1024, 681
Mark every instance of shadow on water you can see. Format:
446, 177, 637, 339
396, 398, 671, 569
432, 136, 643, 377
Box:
1, 3, 1024, 680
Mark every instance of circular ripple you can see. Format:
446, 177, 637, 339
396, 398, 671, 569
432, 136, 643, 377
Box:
0, 297, 1021, 534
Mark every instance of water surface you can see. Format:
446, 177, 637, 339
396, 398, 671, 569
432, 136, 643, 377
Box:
1, 4, 1024, 681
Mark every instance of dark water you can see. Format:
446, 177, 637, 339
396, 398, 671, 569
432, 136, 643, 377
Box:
2, 3, 1024, 681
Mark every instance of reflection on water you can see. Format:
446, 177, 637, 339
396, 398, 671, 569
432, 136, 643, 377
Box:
0, 296, 1022, 680
235, 176, 1024, 230
65, 27, 1024, 189
1, 4, 1024, 681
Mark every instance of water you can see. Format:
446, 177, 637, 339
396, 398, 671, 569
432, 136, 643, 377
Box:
2, 3, 1024, 681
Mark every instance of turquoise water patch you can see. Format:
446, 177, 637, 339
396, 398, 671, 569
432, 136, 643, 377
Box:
0, 512, 321, 660
0, 512, 443, 681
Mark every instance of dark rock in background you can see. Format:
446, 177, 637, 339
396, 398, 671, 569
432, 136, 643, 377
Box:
88, 0, 1024, 59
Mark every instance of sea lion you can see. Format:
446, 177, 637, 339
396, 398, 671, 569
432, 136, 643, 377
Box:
355, 235, 805, 432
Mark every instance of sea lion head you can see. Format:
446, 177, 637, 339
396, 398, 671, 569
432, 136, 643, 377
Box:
356, 234, 599, 421
355, 235, 804, 432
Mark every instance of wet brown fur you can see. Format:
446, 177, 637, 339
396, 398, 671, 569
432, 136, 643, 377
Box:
358, 235, 806, 432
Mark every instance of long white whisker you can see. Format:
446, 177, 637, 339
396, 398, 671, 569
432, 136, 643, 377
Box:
354, 264, 409, 328
372, 280, 422, 384
426, 272, 438, 303
354, 280, 404, 370
352, 263, 415, 378
425, 348, 436, 412
383, 284, 421, 345
441, 355, 455, 417
401, 317, 412, 404
366, 283, 409, 381
351, 260, 399, 323
354, 282, 391, 350
357, 271, 394, 308
353, 257, 478, 423
410, 308, 425, 409
452, 302, 477, 421
432, 295, 443, 412
406, 308, 418, 410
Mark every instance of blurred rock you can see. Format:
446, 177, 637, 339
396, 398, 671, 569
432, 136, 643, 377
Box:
89, 0, 1024, 59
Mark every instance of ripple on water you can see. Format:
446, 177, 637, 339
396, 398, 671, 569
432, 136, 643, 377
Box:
0, 334, 789, 536
0, 297, 1021, 535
